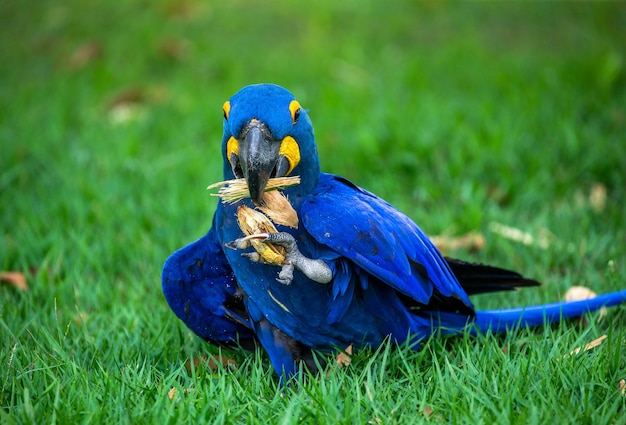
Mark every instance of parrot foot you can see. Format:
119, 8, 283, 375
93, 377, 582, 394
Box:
263, 232, 333, 285
227, 232, 333, 285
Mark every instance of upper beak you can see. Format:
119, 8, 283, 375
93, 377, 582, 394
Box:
238, 120, 289, 206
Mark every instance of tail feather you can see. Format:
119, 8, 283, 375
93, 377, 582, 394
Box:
446, 257, 541, 295
473, 289, 626, 334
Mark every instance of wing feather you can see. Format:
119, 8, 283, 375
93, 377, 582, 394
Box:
301, 174, 472, 309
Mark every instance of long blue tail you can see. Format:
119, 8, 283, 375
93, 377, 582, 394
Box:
473, 289, 626, 334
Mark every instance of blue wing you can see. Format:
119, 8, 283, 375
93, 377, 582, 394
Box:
301, 173, 473, 312
162, 221, 255, 346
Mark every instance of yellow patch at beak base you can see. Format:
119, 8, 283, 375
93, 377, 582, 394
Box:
226, 136, 239, 167
279, 136, 300, 176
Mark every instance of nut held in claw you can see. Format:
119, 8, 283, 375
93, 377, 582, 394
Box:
236, 206, 286, 265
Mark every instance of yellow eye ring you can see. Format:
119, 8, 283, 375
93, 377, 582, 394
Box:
223, 101, 231, 120
289, 100, 301, 125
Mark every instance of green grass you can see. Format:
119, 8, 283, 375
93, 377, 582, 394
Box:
2, 0, 626, 423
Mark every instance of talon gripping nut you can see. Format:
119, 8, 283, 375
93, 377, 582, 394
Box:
236, 206, 286, 265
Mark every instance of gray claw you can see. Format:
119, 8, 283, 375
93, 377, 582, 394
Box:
276, 263, 295, 285
225, 239, 249, 250
242, 252, 262, 263
226, 233, 270, 250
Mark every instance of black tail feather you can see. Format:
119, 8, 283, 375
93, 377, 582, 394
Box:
445, 257, 540, 295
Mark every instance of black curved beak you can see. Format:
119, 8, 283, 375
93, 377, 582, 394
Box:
238, 120, 289, 206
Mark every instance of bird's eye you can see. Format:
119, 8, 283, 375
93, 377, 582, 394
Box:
223, 101, 231, 120
289, 100, 301, 125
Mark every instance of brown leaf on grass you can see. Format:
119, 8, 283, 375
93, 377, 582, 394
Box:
417, 405, 445, 422
335, 344, 353, 368
68, 41, 103, 69
74, 311, 88, 325
589, 183, 607, 213
1, 271, 28, 291
486, 185, 510, 206
488, 222, 554, 249
106, 87, 148, 110
574, 183, 607, 212
326, 344, 353, 377
167, 386, 194, 401
430, 232, 485, 254
185, 354, 237, 373
105, 87, 147, 124
420, 406, 433, 417
564, 286, 598, 302
564, 285, 607, 322
158, 37, 191, 60
164, 0, 202, 18
168, 387, 177, 401
104, 85, 169, 124
501, 341, 528, 356
566, 335, 607, 357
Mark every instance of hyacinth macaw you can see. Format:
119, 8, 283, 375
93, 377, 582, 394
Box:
162, 83, 626, 378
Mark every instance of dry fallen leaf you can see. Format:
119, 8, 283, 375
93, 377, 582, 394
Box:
1, 271, 28, 291
104, 85, 168, 124
567, 335, 607, 357
564, 286, 598, 302
420, 406, 433, 418
106, 87, 147, 110
74, 311, 89, 325
185, 354, 237, 373
335, 344, 353, 368
158, 37, 191, 60
488, 222, 554, 249
417, 404, 445, 422
105, 88, 147, 124
589, 183, 607, 213
326, 344, 354, 377
168, 386, 195, 401
431, 232, 485, 254
164, 0, 202, 18
168, 387, 177, 401
68, 41, 103, 69
564, 285, 607, 322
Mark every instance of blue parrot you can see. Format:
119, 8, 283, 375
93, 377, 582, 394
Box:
162, 83, 626, 378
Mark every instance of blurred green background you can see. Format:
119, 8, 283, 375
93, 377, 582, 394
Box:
1, 0, 625, 422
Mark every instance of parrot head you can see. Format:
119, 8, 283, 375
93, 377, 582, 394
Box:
221, 84, 320, 206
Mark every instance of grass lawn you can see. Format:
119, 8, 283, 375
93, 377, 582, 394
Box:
2, 0, 626, 423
